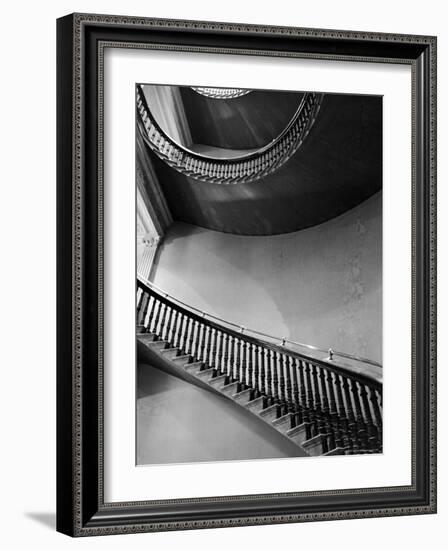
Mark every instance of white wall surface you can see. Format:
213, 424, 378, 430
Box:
152, 194, 382, 363
0, 1, 446, 549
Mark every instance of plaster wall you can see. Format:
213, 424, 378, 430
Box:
151, 193, 382, 363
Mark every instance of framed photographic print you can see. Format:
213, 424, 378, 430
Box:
56, 13, 437, 536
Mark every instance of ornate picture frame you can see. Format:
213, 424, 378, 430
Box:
56, 13, 437, 536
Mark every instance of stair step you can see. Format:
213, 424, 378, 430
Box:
196, 368, 215, 380
172, 354, 191, 365
232, 388, 252, 404
259, 404, 278, 421
208, 374, 228, 388
145, 340, 168, 350
302, 434, 328, 456
245, 396, 265, 413
137, 333, 157, 342
324, 447, 347, 456
272, 413, 293, 432
220, 381, 240, 395
160, 347, 180, 359
184, 361, 204, 373
286, 423, 312, 446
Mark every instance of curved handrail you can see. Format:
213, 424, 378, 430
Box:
137, 277, 382, 388
136, 84, 323, 184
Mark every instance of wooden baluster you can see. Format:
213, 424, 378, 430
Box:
136, 286, 143, 308
170, 310, 178, 347
284, 354, 293, 414
297, 360, 308, 425
359, 382, 378, 450
158, 302, 168, 341
349, 378, 367, 450
152, 301, 162, 335
204, 326, 212, 368
290, 358, 301, 425
151, 299, 162, 336
370, 387, 383, 431
252, 343, 259, 397
189, 317, 196, 355
171, 309, 180, 348
318, 366, 334, 451
376, 389, 383, 410
189, 319, 199, 359
136, 290, 143, 323
278, 352, 287, 412
341, 376, 359, 453
271, 350, 279, 402
184, 317, 193, 355
161, 304, 172, 341
172, 312, 182, 348
304, 362, 317, 438
227, 334, 234, 380
333, 374, 351, 452
215, 329, 222, 373
209, 328, 217, 371
264, 348, 272, 404
311, 365, 327, 451
258, 346, 266, 398
136, 292, 149, 326
326, 371, 343, 450
248, 343, 254, 393
235, 337, 242, 389
291, 357, 299, 407
169, 307, 179, 344
179, 315, 188, 352
197, 322, 205, 362
143, 295, 156, 332
181, 316, 189, 353
217, 330, 224, 374
241, 341, 248, 388
222, 333, 230, 378
279, 353, 287, 414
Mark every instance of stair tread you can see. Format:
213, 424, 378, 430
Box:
259, 404, 278, 417
196, 368, 215, 378
162, 348, 180, 354
208, 374, 228, 385
145, 340, 168, 348
286, 422, 310, 437
137, 333, 156, 340
245, 396, 264, 410
184, 361, 203, 370
220, 381, 239, 393
232, 388, 252, 399
272, 413, 293, 426
173, 354, 191, 363
302, 433, 327, 448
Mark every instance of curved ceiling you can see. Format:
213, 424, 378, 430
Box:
179, 86, 304, 150
142, 92, 382, 236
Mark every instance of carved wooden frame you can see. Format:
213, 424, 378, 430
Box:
56, 13, 437, 536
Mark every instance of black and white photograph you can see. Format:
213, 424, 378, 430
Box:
135, 83, 383, 465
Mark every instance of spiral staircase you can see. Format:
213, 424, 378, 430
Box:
136, 84, 383, 458
137, 279, 383, 457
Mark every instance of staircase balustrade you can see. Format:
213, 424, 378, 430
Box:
136, 84, 323, 185
137, 279, 382, 455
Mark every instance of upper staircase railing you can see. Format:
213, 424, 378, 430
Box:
137, 278, 383, 455
136, 84, 323, 185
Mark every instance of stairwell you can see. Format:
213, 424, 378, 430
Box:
137, 279, 383, 458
